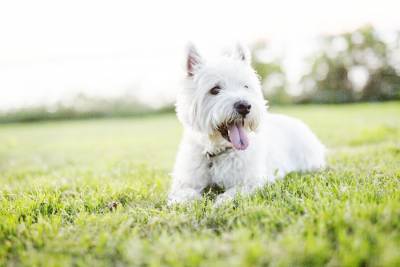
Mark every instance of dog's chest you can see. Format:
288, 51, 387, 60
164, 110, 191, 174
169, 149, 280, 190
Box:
207, 151, 253, 188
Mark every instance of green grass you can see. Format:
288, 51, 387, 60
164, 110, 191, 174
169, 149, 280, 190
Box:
0, 102, 399, 267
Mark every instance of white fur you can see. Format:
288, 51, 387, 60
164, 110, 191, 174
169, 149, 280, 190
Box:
168, 44, 326, 206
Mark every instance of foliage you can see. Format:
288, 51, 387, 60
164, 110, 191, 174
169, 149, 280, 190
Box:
1, 102, 400, 266
300, 25, 400, 103
250, 26, 400, 104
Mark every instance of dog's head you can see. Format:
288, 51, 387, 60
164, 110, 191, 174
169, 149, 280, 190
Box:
176, 43, 267, 150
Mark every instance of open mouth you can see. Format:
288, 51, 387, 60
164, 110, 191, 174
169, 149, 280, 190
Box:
218, 119, 249, 150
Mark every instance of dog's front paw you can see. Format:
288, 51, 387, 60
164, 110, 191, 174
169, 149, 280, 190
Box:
214, 192, 234, 207
167, 188, 202, 206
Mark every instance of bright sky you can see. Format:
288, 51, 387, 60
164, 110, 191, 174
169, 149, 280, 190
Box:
0, 0, 399, 110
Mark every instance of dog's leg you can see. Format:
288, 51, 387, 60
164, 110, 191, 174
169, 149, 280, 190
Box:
214, 181, 266, 207
214, 187, 239, 206
168, 187, 202, 205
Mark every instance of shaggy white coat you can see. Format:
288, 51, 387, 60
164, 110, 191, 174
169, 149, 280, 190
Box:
168, 44, 326, 205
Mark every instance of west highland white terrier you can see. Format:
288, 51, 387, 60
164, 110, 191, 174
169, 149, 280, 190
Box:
168, 43, 326, 206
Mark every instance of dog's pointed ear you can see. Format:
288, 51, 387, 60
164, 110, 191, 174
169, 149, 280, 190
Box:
235, 43, 251, 64
186, 43, 202, 77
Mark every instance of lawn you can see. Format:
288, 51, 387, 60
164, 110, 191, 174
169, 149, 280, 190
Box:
0, 102, 399, 267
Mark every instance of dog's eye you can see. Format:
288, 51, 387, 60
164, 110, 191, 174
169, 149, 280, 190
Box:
209, 85, 221, 95
244, 85, 249, 89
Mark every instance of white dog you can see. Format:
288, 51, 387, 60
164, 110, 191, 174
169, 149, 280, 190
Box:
168, 43, 326, 206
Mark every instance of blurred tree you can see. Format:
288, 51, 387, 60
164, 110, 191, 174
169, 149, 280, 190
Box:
251, 41, 291, 104
300, 25, 400, 103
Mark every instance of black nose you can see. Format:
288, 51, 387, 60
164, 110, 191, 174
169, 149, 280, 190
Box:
234, 101, 251, 116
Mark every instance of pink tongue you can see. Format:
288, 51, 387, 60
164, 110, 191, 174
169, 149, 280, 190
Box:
228, 123, 249, 150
